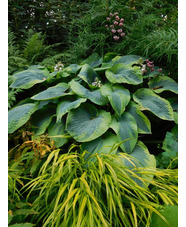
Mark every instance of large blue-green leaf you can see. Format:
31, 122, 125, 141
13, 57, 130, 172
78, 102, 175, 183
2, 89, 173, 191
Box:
127, 101, 151, 134
106, 63, 143, 85
8, 103, 38, 133
150, 205, 178, 227
66, 104, 112, 142
31, 83, 70, 100
81, 53, 103, 68
100, 84, 130, 116
118, 141, 156, 186
113, 55, 145, 66
148, 76, 178, 94
133, 88, 174, 121
110, 113, 138, 153
82, 132, 119, 160
78, 64, 99, 85
56, 97, 87, 122
31, 105, 55, 135
69, 80, 108, 105
63, 64, 82, 74
48, 119, 69, 148
10, 68, 50, 89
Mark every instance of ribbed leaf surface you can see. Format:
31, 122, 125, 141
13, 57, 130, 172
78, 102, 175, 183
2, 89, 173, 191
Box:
133, 88, 174, 120
127, 101, 151, 134
81, 53, 103, 68
101, 84, 130, 116
66, 104, 111, 142
78, 64, 99, 85
56, 97, 87, 122
110, 113, 138, 153
8, 103, 38, 133
31, 83, 70, 100
69, 80, 108, 106
106, 63, 143, 84
10, 68, 50, 89
148, 76, 178, 94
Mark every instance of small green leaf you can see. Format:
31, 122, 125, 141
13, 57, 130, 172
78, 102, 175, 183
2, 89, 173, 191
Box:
127, 101, 151, 134
110, 113, 138, 153
56, 97, 87, 122
100, 84, 130, 116
66, 104, 112, 142
10, 68, 50, 89
133, 88, 174, 121
148, 76, 178, 94
31, 83, 70, 100
8, 103, 38, 133
106, 63, 143, 85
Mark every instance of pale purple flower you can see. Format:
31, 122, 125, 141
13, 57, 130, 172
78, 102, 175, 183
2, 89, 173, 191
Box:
106, 17, 111, 21
113, 36, 119, 40
115, 16, 120, 20
105, 25, 108, 28
110, 25, 114, 28
120, 18, 124, 23
151, 68, 155, 72
117, 29, 122, 33
110, 13, 114, 17
114, 21, 118, 25
114, 12, 119, 15
119, 23, 123, 26
120, 33, 125, 37
111, 29, 116, 33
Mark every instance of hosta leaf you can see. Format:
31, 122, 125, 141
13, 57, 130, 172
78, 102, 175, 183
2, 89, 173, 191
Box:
106, 63, 143, 85
150, 205, 178, 227
66, 104, 111, 142
78, 64, 99, 85
69, 80, 108, 106
82, 132, 119, 160
31, 83, 70, 100
100, 84, 130, 116
110, 113, 138, 153
10, 68, 50, 89
64, 64, 82, 74
119, 141, 156, 186
8, 103, 38, 133
81, 53, 103, 68
48, 119, 69, 148
127, 101, 151, 134
133, 88, 174, 121
31, 105, 55, 135
113, 55, 145, 66
148, 76, 178, 94
56, 97, 87, 122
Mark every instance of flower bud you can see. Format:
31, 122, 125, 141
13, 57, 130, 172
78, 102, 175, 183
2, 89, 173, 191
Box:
114, 12, 119, 15
105, 25, 108, 28
151, 68, 155, 72
111, 29, 116, 33
120, 18, 124, 22
113, 36, 119, 40
114, 21, 118, 25
119, 23, 123, 26
120, 32, 125, 37
106, 17, 111, 21
110, 25, 114, 28
110, 13, 113, 17
145, 59, 149, 63
117, 29, 122, 33
115, 16, 120, 20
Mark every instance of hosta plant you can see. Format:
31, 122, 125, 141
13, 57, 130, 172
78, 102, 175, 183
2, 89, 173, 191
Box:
8, 53, 178, 171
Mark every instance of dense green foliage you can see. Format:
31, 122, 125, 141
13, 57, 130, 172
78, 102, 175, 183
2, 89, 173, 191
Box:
8, 0, 178, 226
